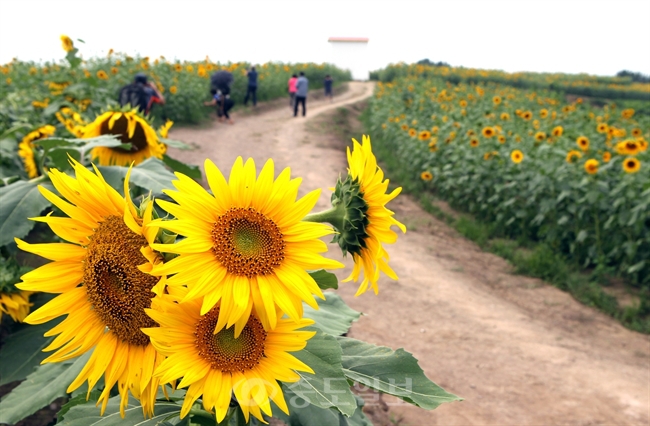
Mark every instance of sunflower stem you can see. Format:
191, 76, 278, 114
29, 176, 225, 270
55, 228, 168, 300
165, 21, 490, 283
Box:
303, 203, 346, 232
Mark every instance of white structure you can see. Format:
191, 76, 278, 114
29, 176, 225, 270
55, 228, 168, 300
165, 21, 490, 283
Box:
328, 37, 369, 81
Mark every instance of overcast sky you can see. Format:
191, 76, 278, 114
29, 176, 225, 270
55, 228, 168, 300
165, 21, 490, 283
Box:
1, 0, 649, 76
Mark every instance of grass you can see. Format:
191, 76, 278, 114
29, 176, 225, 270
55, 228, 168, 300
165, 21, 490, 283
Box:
359, 108, 650, 334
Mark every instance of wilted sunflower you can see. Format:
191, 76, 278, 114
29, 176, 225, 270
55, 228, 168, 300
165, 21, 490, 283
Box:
15, 160, 166, 417
421, 171, 433, 181
81, 110, 166, 166
143, 286, 314, 423
0, 290, 32, 323
576, 136, 590, 151
552, 126, 563, 137
535, 131, 546, 142
622, 157, 641, 173
18, 125, 56, 178
584, 159, 599, 175
418, 130, 431, 141
60, 35, 74, 52
597, 123, 608, 134
510, 149, 524, 164
482, 126, 495, 138
470, 138, 479, 148
566, 150, 583, 163
149, 158, 342, 332
325, 136, 406, 296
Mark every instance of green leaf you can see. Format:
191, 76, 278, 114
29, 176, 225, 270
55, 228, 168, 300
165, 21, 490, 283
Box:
303, 292, 360, 336
0, 319, 61, 385
271, 389, 371, 426
289, 329, 357, 416
308, 270, 338, 290
0, 351, 90, 425
337, 337, 461, 410
58, 391, 102, 421
35, 135, 131, 152
160, 138, 192, 150
58, 394, 182, 426
97, 157, 177, 194
0, 180, 53, 246
162, 154, 202, 180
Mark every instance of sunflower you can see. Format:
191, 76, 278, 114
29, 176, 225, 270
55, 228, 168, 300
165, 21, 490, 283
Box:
597, 123, 608, 134
0, 291, 32, 323
174, 63, 182, 72
498, 135, 506, 144
421, 171, 433, 181
470, 138, 479, 148
431, 125, 439, 134
566, 150, 583, 163
459, 99, 467, 108
584, 159, 599, 175
535, 131, 546, 142
552, 126, 563, 137
96, 70, 108, 80
483, 152, 492, 161
482, 126, 495, 138
18, 125, 56, 178
381, 123, 387, 129
493, 96, 502, 105
400, 123, 408, 131
638, 138, 648, 152
111, 67, 119, 75
418, 130, 431, 141
15, 160, 166, 417
149, 157, 342, 332
621, 108, 635, 119
158, 120, 174, 139
429, 139, 438, 152
500, 112, 510, 120
335, 136, 406, 295
623, 157, 641, 173
620, 139, 640, 156
576, 136, 590, 151
408, 128, 417, 138
80, 110, 166, 166
603, 151, 612, 162
510, 149, 524, 164
143, 287, 314, 423
539, 109, 548, 119
522, 111, 532, 121
466, 129, 475, 137
60, 35, 74, 52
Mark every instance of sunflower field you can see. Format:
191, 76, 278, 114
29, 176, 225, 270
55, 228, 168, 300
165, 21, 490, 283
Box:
0, 37, 456, 426
365, 76, 649, 292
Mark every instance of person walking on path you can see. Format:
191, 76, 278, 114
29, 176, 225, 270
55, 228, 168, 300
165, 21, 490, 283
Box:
294, 72, 308, 117
244, 66, 258, 107
119, 73, 165, 114
204, 88, 234, 124
288, 74, 298, 108
324, 75, 333, 102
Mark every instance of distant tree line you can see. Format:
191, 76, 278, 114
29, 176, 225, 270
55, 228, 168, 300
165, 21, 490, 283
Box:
616, 70, 650, 83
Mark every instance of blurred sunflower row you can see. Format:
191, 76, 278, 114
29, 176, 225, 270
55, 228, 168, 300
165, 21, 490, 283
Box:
367, 75, 649, 286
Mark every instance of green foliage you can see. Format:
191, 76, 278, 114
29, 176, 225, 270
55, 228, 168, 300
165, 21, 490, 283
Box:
0, 179, 54, 246
308, 269, 339, 290
303, 292, 361, 336
272, 391, 371, 426
337, 337, 461, 410
0, 351, 90, 425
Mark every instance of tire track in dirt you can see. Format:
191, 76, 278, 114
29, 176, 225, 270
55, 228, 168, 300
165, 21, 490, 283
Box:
167, 82, 650, 425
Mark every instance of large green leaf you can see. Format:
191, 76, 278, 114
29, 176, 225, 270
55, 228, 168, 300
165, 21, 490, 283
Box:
288, 329, 357, 417
0, 179, 53, 246
160, 138, 192, 150
271, 390, 371, 426
97, 157, 177, 194
162, 154, 202, 180
308, 270, 338, 290
35, 135, 128, 151
0, 319, 60, 385
58, 394, 182, 426
303, 292, 360, 336
0, 351, 90, 425
337, 337, 461, 410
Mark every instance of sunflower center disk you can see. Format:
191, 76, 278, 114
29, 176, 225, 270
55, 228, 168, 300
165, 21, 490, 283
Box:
195, 307, 267, 373
84, 215, 158, 346
99, 115, 149, 153
211, 207, 285, 278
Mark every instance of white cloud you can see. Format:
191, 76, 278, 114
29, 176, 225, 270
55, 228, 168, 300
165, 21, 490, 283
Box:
1, 0, 648, 76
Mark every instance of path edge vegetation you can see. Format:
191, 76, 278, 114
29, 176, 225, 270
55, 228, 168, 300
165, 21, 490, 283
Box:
357, 107, 650, 334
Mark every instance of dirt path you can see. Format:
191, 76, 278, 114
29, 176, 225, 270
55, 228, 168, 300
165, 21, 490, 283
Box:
167, 82, 650, 426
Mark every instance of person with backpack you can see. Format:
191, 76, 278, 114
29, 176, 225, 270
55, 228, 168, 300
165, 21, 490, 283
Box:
294, 72, 308, 117
118, 73, 165, 114
243, 66, 258, 107
204, 88, 234, 124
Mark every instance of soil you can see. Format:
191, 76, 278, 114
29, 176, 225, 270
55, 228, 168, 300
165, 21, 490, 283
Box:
166, 81, 650, 426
